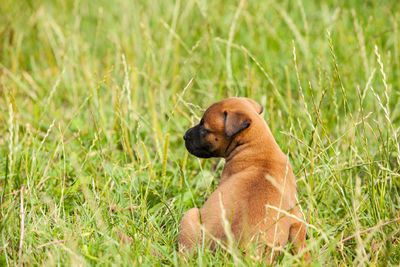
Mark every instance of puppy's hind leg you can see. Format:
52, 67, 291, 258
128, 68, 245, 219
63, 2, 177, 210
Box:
288, 207, 310, 261
178, 208, 202, 253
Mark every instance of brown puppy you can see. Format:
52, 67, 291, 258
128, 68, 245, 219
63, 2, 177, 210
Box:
178, 97, 308, 260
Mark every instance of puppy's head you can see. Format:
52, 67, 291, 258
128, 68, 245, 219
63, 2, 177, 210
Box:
183, 97, 263, 158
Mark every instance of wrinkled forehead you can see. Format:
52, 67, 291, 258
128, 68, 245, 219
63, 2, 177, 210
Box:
203, 98, 251, 116
202, 104, 225, 129
201, 98, 251, 128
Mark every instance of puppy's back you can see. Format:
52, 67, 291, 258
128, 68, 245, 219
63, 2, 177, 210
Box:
200, 169, 295, 248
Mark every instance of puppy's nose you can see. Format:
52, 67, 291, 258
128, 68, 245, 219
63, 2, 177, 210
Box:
184, 128, 192, 141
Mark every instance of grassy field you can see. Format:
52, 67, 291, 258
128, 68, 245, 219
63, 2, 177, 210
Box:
1, 0, 400, 265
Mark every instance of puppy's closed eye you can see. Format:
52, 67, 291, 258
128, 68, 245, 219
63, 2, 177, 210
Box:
200, 128, 210, 135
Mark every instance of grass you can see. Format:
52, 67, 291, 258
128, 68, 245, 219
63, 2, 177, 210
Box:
1, 0, 400, 265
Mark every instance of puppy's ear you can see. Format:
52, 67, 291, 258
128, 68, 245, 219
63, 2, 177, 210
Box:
224, 111, 251, 138
245, 98, 263, 114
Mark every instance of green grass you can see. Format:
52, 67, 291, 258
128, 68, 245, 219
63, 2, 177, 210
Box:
1, 0, 400, 265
